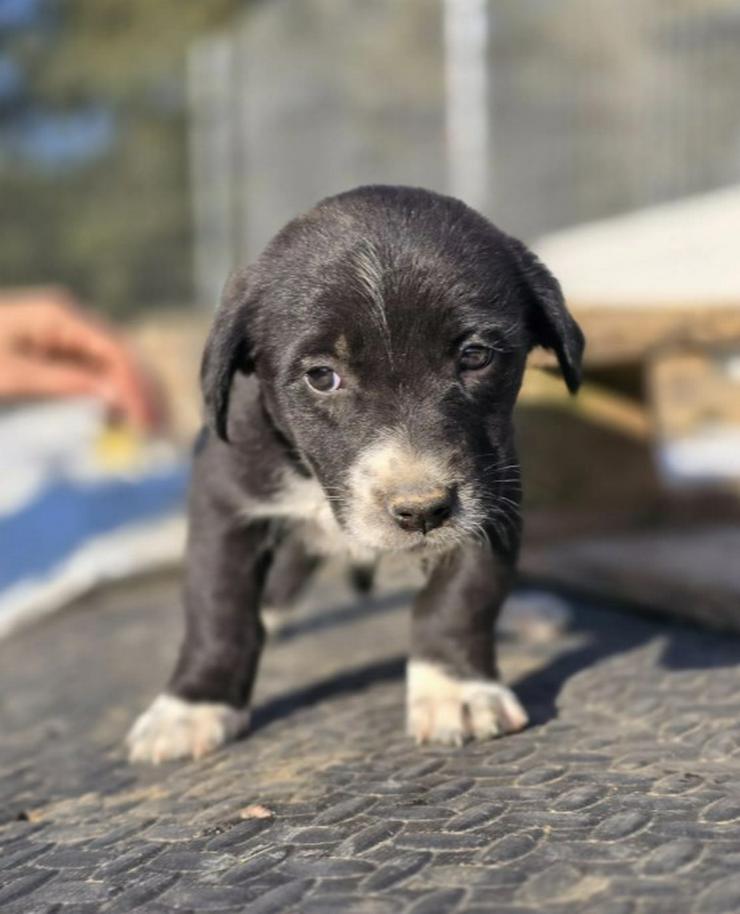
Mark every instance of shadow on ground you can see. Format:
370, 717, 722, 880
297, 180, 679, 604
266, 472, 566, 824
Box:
254, 588, 740, 736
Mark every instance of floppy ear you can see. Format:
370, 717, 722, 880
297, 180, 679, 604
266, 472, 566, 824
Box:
507, 236, 585, 393
200, 268, 256, 441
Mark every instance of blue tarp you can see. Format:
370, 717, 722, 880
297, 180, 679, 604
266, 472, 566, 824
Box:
0, 399, 189, 636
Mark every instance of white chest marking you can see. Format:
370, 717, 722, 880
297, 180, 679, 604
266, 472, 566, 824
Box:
244, 474, 363, 558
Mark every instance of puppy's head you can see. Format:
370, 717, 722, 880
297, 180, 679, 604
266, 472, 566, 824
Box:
202, 186, 584, 554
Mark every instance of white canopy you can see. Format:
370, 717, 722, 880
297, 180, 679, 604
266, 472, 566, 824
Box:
535, 185, 740, 310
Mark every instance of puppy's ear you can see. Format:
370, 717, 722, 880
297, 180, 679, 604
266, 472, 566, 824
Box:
200, 268, 256, 441
507, 237, 585, 393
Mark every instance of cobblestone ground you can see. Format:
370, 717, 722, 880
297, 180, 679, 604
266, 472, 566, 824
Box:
2, 562, 740, 914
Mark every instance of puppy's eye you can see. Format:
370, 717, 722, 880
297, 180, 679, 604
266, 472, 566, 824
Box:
459, 345, 493, 372
305, 366, 342, 392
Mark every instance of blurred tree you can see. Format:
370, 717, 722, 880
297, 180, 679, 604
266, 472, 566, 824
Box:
0, 0, 244, 318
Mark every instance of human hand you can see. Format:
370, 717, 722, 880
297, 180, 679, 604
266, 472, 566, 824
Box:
0, 287, 163, 430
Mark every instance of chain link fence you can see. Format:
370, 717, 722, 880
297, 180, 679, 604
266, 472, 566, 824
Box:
188, 0, 740, 305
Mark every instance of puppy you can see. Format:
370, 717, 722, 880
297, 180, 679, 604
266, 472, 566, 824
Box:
127, 185, 583, 763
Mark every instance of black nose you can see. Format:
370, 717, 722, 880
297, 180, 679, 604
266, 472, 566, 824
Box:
387, 487, 454, 534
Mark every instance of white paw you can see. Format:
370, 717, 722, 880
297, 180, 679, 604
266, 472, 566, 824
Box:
261, 606, 289, 637
126, 694, 250, 764
406, 660, 528, 746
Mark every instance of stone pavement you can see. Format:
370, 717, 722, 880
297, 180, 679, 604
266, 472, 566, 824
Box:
2, 562, 740, 914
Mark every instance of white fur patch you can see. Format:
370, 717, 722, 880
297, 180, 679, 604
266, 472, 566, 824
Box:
245, 473, 358, 558
261, 605, 289, 637
126, 694, 250, 764
344, 430, 481, 554
243, 431, 483, 558
406, 660, 528, 746
352, 241, 393, 364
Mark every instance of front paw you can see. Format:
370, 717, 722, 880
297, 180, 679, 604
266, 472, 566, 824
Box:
126, 694, 250, 764
406, 660, 528, 746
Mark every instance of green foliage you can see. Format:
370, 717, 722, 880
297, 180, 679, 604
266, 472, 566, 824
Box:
0, 0, 244, 318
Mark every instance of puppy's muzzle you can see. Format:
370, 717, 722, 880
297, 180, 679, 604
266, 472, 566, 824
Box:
386, 485, 455, 535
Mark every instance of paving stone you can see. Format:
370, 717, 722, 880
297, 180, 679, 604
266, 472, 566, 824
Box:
31, 877, 116, 905
280, 855, 376, 879
337, 820, 404, 855
444, 804, 504, 832
159, 880, 255, 910
313, 795, 376, 825
0, 871, 57, 906
218, 849, 289, 884
301, 892, 399, 914
362, 851, 430, 891
240, 878, 314, 914
406, 889, 466, 914
203, 820, 272, 852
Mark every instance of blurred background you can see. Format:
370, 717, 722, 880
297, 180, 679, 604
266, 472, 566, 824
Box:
1, 0, 740, 634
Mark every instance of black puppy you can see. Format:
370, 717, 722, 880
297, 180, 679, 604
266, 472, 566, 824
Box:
127, 185, 583, 763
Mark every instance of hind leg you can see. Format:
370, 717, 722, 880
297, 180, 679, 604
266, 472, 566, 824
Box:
261, 533, 322, 635
348, 562, 375, 594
